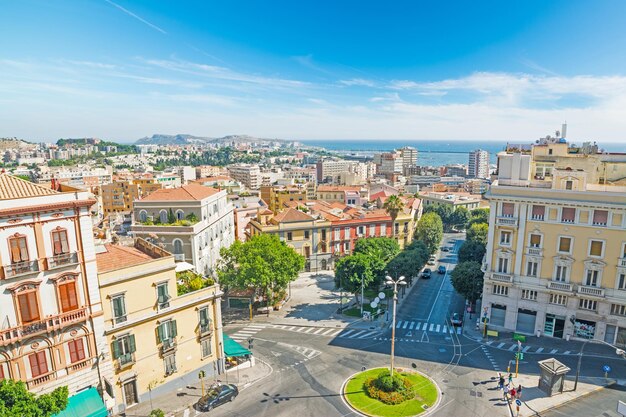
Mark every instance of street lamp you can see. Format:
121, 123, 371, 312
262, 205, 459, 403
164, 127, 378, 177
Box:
573, 338, 626, 391
385, 275, 406, 378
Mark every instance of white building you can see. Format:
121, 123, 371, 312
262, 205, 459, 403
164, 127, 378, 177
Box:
398, 146, 418, 168
468, 149, 489, 179
227, 164, 262, 190
316, 159, 355, 184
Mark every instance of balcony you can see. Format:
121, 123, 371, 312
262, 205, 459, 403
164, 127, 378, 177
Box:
0, 307, 88, 346
67, 357, 95, 373
47, 252, 78, 270
530, 215, 545, 221
26, 371, 56, 389
160, 338, 177, 355
116, 353, 135, 371
490, 272, 513, 283
547, 281, 573, 292
3, 260, 39, 279
577, 286, 605, 297
174, 254, 185, 262
496, 216, 518, 227
526, 247, 543, 257
619, 258, 626, 267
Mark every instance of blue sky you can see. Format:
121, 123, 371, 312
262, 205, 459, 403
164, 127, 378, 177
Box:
2, 1, 626, 143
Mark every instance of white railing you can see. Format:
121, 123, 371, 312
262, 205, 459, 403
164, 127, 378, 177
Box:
491, 273, 513, 283
577, 286, 605, 297
496, 217, 518, 226
619, 258, 626, 267
527, 247, 543, 256
547, 281, 573, 292
174, 254, 185, 262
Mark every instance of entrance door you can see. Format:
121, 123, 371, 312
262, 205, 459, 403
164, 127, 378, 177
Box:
123, 380, 138, 406
544, 314, 555, 337
516, 309, 536, 334
554, 317, 565, 338
605, 325, 617, 344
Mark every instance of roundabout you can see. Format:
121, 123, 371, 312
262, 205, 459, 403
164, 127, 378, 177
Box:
342, 367, 441, 417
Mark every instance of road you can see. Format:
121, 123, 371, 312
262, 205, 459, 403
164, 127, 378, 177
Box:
538, 383, 626, 417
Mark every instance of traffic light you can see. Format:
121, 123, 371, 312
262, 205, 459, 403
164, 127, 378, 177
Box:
248, 337, 253, 350
198, 370, 206, 379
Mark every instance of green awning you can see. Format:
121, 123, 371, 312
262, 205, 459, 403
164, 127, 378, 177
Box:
53, 387, 107, 417
224, 334, 252, 357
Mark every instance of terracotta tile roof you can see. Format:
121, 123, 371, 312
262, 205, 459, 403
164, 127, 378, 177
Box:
96, 244, 157, 273
0, 173, 57, 200
370, 191, 393, 201
272, 208, 314, 223
193, 176, 235, 183
141, 183, 220, 201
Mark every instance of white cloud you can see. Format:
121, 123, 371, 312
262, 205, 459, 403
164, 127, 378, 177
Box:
339, 78, 376, 87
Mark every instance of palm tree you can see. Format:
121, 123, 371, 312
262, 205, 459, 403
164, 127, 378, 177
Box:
383, 195, 405, 236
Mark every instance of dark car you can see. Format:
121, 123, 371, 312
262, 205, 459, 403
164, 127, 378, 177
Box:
451, 312, 463, 326
197, 384, 238, 412
441, 247, 450, 252
437, 265, 446, 274
421, 268, 432, 279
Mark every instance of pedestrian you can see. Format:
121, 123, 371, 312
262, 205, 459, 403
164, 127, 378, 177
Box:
503, 384, 509, 400
508, 372, 513, 385
517, 385, 522, 399
509, 387, 516, 400
498, 373, 504, 389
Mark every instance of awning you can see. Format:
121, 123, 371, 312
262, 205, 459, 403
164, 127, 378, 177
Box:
52, 387, 107, 417
223, 334, 252, 357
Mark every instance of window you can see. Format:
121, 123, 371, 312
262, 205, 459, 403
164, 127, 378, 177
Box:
526, 261, 538, 277
334, 243, 340, 252
585, 269, 599, 287
139, 210, 147, 222
321, 229, 327, 241
549, 294, 567, 305
176, 210, 184, 220
395, 223, 399, 234
618, 273, 626, 290
558, 237, 572, 253
28, 351, 48, 378
9, 235, 29, 263
500, 231, 511, 245
51, 229, 69, 255
380, 224, 386, 236
502, 203, 514, 217
112, 295, 127, 324
493, 285, 509, 296
68, 339, 86, 364
58, 281, 79, 312
357, 226, 365, 236
159, 210, 168, 223
17, 291, 39, 323
561, 207, 575, 223
589, 240, 603, 257
555, 265, 568, 282
565, 180, 573, 190
610, 304, 626, 316
579, 299, 597, 311
157, 320, 178, 343
157, 283, 171, 309
521, 289, 537, 301
173, 239, 183, 254
530, 234, 541, 248
112, 334, 136, 365
343, 242, 349, 252
370, 225, 376, 236
304, 231, 310, 239
199, 307, 211, 334
164, 354, 177, 375
592, 210, 608, 226
201, 339, 212, 358
344, 227, 350, 238
0, 363, 5, 380
334, 228, 340, 240
287, 232, 293, 241
531, 205, 545, 221
497, 257, 509, 273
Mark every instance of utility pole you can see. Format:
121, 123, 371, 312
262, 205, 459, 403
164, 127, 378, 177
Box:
360, 274, 364, 317
515, 340, 521, 377
385, 275, 406, 377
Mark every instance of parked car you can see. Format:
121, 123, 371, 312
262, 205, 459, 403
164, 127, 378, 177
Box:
427, 257, 436, 265
450, 312, 463, 326
197, 384, 238, 412
421, 268, 432, 279
437, 265, 446, 274
441, 247, 449, 252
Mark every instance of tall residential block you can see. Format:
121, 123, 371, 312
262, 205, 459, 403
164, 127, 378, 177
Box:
468, 149, 489, 179
227, 164, 261, 190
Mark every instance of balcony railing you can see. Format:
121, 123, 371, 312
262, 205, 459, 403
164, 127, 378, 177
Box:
116, 353, 135, 371
619, 258, 626, 267
160, 338, 177, 355
526, 247, 543, 257
530, 215, 544, 221
3, 260, 39, 279
547, 281, 573, 292
490, 272, 513, 283
47, 252, 78, 270
174, 254, 185, 262
26, 371, 55, 389
67, 357, 94, 373
496, 216, 518, 226
577, 286, 605, 297
0, 307, 88, 346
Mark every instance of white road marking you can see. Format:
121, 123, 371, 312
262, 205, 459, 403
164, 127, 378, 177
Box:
341, 330, 355, 338
422, 322, 429, 330
550, 349, 558, 354
429, 323, 434, 331
409, 322, 415, 330
436, 324, 441, 332
563, 351, 571, 355
402, 321, 409, 329
535, 348, 544, 353
349, 330, 367, 338
497, 343, 505, 348
508, 345, 517, 351
396, 321, 404, 328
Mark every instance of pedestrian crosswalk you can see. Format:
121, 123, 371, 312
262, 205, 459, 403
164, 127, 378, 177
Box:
485, 340, 576, 356
390, 320, 462, 335
270, 324, 381, 340
230, 324, 267, 342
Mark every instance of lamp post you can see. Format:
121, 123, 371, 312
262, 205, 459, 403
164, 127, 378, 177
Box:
573, 338, 625, 391
385, 275, 406, 377
360, 274, 364, 317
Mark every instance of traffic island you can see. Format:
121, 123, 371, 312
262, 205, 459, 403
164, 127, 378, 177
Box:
342, 367, 441, 417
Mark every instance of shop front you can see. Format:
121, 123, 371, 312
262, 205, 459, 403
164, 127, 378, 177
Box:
574, 318, 596, 339
544, 313, 566, 338
223, 334, 255, 371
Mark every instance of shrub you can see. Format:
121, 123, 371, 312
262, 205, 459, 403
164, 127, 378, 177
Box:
363, 371, 414, 405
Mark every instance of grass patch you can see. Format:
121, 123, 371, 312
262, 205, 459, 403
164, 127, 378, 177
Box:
344, 368, 438, 417
342, 304, 386, 318
364, 288, 393, 300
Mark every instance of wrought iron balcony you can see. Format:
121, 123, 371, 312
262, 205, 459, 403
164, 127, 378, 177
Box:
47, 252, 78, 270
160, 338, 177, 355
3, 260, 39, 279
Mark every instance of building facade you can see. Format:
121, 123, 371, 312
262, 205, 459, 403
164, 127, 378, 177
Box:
101, 179, 162, 214
482, 141, 626, 347
96, 239, 224, 413
316, 159, 354, 184
0, 174, 113, 404
227, 164, 261, 190
468, 149, 490, 179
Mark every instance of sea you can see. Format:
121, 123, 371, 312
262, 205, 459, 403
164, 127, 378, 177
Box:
299, 139, 626, 167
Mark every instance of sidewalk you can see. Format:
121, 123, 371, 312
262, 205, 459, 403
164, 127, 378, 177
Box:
121, 360, 272, 417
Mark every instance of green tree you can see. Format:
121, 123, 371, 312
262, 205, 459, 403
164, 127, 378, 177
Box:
386, 241, 429, 281
353, 237, 400, 283
383, 195, 405, 235
450, 261, 484, 303
414, 212, 443, 254
468, 208, 490, 227
334, 253, 375, 306
167, 208, 176, 224
0, 380, 68, 417
449, 207, 471, 230
466, 222, 488, 245
218, 234, 305, 307
458, 240, 486, 263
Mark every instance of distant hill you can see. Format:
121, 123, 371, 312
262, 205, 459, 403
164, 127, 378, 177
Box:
135, 134, 290, 146
0, 138, 33, 151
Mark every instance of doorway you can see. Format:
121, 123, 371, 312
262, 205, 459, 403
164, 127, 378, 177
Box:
544, 314, 565, 338
123, 380, 138, 407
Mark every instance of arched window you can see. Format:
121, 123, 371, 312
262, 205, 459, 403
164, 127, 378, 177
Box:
176, 210, 184, 221
173, 239, 183, 254
139, 210, 147, 222
159, 210, 168, 223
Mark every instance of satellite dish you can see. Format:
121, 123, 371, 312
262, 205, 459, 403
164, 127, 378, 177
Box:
378, 292, 386, 300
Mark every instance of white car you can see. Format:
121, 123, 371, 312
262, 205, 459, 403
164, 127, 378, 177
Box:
427, 257, 436, 265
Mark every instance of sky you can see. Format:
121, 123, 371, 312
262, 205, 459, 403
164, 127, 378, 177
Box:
2, 1, 626, 143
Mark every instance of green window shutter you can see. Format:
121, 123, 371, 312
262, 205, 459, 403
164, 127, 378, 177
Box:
170, 321, 178, 338
157, 323, 164, 342
199, 308, 209, 326
112, 340, 121, 359
157, 285, 165, 304
128, 335, 136, 353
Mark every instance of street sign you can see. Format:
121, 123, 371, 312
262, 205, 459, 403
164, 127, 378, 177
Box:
515, 399, 521, 407
603, 365, 611, 373
513, 333, 526, 342
515, 353, 524, 360
487, 330, 498, 337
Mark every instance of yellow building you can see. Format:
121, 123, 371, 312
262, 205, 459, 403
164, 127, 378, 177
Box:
260, 184, 312, 213
101, 179, 162, 214
482, 137, 626, 346
96, 239, 225, 413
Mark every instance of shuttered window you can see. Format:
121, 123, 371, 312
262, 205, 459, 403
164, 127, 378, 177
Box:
29, 351, 48, 377
558, 237, 571, 253
59, 281, 78, 312
112, 295, 127, 323
9, 236, 29, 263
561, 208, 575, 223
112, 335, 136, 359
531, 205, 545, 220
18, 292, 39, 323
590, 240, 603, 257
51, 229, 70, 255
68, 339, 86, 364
592, 210, 608, 226
502, 203, 515, 217
157, 283, 170, 308
530, 234, 541, 247
157, 320, 178, 342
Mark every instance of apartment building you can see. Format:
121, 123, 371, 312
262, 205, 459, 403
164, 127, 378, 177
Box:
195, 165, 226, 178
316, 159, 354, 184
419, 191, 483, 211
193, 176, 242, 194
37, 166, 113, 189
0, 173, 113, 410
468, 149, 490, 179
316, 185, 368, 207
482, 139, 626, 346
131, 184, 235, 276
398, 146, 418, 169
96, 239, 224, 413
100, 178, 162, 214
261, 184, 310, 213
373, 151, 403, 176
227, 164, 262, 190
